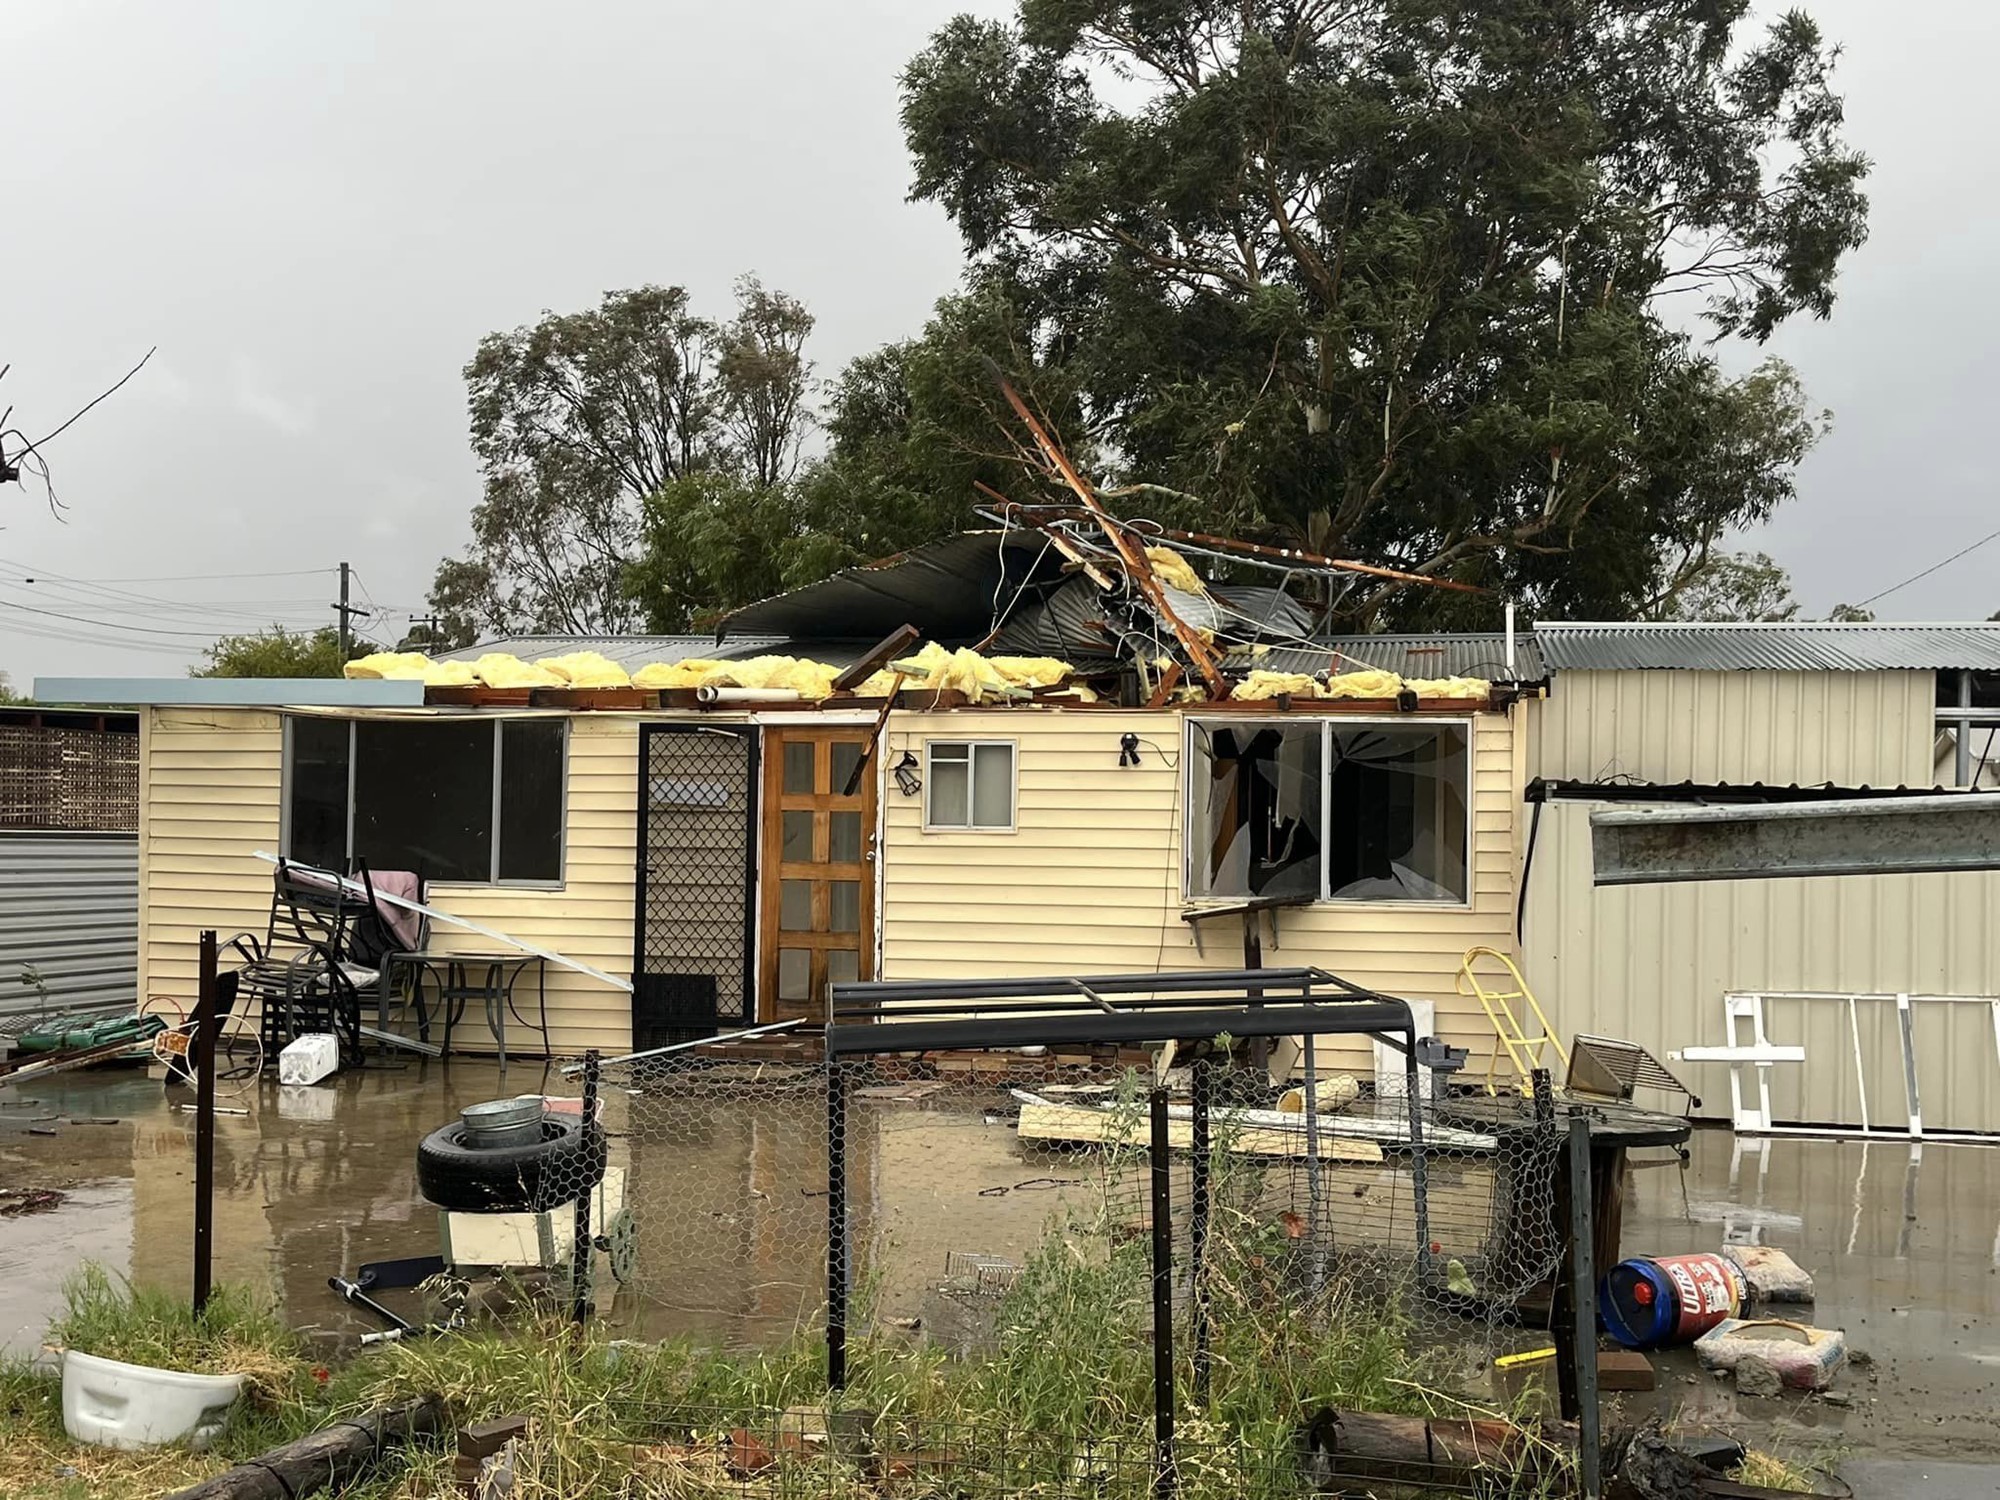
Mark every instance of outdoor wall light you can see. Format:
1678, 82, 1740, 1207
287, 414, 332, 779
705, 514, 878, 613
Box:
1118, 733, 1142, 767
892, 750, 922, 797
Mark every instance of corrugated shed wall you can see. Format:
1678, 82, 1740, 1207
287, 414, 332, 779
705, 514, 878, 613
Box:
1527, 670, 1936, 786
1519, 668, 2000, 1133
879, 706, 1522, 1065
1521, 803, 2000, 1132
0, 833, 137, 1025
139, 707, 638, 1054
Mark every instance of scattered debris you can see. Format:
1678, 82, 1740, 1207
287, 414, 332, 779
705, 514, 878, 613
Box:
1721, 1245, 1815, 1304
1598, 1350, 1658, 1392
1602, 1253, 1747, 1349
1735, 1354, 1784, 1398
1695, 1319, 1848, 1392
0, 1187, 65, 1216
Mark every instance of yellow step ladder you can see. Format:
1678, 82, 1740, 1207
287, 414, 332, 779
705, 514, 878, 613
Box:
1456, 946, 1568, 1096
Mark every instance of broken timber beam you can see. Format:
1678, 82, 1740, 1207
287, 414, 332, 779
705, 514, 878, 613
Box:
832, 625, 922, 693
993, 379, 1232, 699
162, 1396, 448, 1500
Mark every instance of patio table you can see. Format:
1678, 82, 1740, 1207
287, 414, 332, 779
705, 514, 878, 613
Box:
383, 951, 551, 1066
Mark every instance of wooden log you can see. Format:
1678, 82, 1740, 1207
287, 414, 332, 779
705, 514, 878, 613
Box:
163, 1395, 448, 1500
1299, 1406, 1576, 1492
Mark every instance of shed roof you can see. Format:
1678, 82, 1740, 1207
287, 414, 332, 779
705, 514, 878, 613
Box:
1535, 622, 2000, 674
1261, 633, 1543, 682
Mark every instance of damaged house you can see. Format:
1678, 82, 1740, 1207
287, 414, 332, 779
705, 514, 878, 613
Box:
51, 519, 1529, 1078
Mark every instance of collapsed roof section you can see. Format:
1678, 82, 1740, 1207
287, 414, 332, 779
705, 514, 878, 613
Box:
718, 529, 1321, 673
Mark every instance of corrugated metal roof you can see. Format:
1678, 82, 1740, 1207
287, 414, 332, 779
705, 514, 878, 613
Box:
1536, 622, 2000, 674
440, 636, 777, 670
1259, 633, 1543, 681
720, 531, 1057, 643
442, 635, 889, 672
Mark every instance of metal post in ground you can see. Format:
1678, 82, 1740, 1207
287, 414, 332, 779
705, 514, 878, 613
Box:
826, 1060, 849, 1390
193, 930, 220, 1312
1404, 1022, 1431, 1264
1302, 1030, 1327, 1295
1188, 1053, 1212, 1404
571, 1050, 600, 1326
1567, 1112, 1603, 1500
1148, 1085, 1177, 1500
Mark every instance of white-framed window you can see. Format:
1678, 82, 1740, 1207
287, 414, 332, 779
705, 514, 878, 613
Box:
1184, 718, 1471, 905
282, 716, 567, 886
924, 740, 1017, 831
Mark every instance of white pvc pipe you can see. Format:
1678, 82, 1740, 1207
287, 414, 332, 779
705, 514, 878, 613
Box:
252, 852, 633, 992
695, 686, 802, 704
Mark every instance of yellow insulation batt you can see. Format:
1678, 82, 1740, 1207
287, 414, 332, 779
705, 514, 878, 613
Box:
1231, 669, 1491, 702
1145, 545, 1206, 596
469, 653, 565, 690
343, 652, 478, 687
534, 650, 632, 689
891, 643, 1073, 704
630, 655, 901, 701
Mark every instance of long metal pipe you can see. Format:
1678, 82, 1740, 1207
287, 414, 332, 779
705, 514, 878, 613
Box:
1148, 1086, 1177, 1500
824, 1000, 1415, 1058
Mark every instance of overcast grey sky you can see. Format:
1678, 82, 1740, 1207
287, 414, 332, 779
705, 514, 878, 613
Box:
4, 0, 1995, 686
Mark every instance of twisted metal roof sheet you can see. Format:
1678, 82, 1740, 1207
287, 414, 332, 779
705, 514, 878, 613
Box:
1536, 623, 2000, 673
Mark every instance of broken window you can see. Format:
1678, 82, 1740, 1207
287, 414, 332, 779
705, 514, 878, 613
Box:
1187, 719, 1470, 904
282, 717, 566, 884
924, 740, 1016, 830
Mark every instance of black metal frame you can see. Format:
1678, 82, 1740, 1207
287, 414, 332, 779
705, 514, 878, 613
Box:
631, 724, 760, 1047
224, 858, 377, 1062
821, 967, 1429, 1500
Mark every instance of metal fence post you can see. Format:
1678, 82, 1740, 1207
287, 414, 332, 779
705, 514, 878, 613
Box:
1188, 1054, 1212, 1404
827, 1058, 849, 1390
571, 1049, 600, 1325
1148, 1085, 1176, 1500
1405, 1021, 1430, 1263
1567, 1112, 1602, 1500
193, 929, 219, 1312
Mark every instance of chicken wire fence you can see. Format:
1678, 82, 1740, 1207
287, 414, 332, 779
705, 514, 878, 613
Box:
549, 992, 1575, 1418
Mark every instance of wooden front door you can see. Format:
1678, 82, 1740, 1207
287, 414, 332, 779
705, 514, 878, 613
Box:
758, 728, 877, 1022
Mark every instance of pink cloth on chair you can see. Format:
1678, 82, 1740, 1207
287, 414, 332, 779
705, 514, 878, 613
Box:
368, 871, 424, 949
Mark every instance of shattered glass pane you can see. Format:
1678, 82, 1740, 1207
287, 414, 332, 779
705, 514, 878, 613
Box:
1187, 722, 1323, 900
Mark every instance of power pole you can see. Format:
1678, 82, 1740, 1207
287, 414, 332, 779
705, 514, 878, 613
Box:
334, 561, 366, 659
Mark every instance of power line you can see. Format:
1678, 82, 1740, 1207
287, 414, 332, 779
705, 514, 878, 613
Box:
0, 597, 245, 640
1856, 524, 2000, 609
24, 565, 337, 583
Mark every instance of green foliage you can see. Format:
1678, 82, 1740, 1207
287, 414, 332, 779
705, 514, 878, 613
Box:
433, 279, 819, 637
1654, 549, 1800, 622
868, 0, 1869, 625
0, 672, 26, 704
1825, 601, 1876, 622
48, 1266, 299, 1388
193, 624, 357, 678
623, 472, 856, 633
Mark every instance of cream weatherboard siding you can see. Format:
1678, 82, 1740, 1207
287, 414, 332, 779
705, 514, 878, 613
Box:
878, 705, 1522, 1066
139, 707, 639, 1055
1519, 666, 2000, 1134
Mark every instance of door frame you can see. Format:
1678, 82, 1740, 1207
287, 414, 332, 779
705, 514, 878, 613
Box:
630, 722, 760, 1049
754, 725, 880, 1024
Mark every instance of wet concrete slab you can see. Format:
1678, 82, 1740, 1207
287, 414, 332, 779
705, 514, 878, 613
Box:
4, 1061, 1998, 1463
